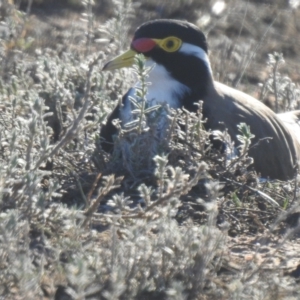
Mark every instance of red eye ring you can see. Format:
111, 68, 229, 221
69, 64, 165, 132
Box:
131, 38, 156, 53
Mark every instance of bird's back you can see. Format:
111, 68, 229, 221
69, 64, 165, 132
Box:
203, 81, 300, 180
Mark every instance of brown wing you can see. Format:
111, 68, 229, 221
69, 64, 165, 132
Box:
203, 82, 300, 180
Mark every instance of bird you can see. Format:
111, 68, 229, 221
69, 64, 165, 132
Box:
100, 19, 300, 181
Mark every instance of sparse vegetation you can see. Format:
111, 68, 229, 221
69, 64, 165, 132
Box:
0, 0, 300, 299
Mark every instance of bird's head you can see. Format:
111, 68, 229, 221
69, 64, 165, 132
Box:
103, 19, 213, 91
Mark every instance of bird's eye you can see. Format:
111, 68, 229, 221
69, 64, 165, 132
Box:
158, 36, 182, 52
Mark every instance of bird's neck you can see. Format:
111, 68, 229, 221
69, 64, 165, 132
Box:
173, 64, 214, 112
181, 71, 214, 112
143, 58, 214, 111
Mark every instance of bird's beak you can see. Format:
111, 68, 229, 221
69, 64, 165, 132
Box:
102, 49, 137, 71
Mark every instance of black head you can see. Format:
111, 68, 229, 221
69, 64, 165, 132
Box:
133, 19, 208, 53
131, 19, 213, 107
103, 19, 213, 110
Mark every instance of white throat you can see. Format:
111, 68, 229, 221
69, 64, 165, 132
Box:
121, 59, 190, 123
144, 59, 190, 107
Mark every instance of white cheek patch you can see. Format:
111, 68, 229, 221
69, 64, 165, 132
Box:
179, 42, 213, 75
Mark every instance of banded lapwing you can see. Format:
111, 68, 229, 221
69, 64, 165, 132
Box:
100, 19, 300, 180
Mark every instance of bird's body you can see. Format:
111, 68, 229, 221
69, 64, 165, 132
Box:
100, 19, 300, 180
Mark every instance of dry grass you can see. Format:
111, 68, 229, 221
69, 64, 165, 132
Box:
0, 0, 300, 299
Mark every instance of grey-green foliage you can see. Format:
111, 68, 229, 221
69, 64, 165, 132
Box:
0, 45, 110, 208
236, 122, 255, 155
0, 61, 56, 210
106, 54, 170, 179
99, 0, 135, 52
0, 1, 300, 299
128, 54, 161, 134
59, 155, 225, 300
260, 52, 300, 112
0, 0, 125, 217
